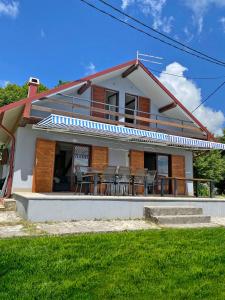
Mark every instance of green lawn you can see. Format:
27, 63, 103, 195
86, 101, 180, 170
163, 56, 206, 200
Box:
1, 229, 225, 299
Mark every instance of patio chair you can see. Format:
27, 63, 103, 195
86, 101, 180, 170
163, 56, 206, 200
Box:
74, 167, 96, 195
133, 168, 148, 195
117, 166, 131, 196
100, 166, 117, 195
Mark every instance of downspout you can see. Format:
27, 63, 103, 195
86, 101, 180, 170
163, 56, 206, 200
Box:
0, 124, 15, 198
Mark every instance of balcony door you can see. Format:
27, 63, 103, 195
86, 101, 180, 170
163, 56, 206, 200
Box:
105, 90, 119, 121
125, 94, 138, 124
144, 152, 171, 194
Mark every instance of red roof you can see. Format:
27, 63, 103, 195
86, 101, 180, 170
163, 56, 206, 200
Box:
0, 58, 213, 138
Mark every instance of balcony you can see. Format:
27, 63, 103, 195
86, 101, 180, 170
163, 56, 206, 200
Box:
31, 93, 207, 140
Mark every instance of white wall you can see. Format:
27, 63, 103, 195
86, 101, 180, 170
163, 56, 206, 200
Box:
12, 125, 193, 194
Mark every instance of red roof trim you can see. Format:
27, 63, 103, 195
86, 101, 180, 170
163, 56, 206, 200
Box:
138, 61, 212, 139
0, 59, 136, 113
0, 58, 213, 139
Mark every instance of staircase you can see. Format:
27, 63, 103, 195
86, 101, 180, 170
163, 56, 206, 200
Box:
0, 198, 16, 212
144, 206, 215, 228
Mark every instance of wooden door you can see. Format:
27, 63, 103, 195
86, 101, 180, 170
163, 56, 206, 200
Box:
138, 96, 150, 127
32, 139, 56, 192
91, 85, 106, 119
171, 155, 186, 195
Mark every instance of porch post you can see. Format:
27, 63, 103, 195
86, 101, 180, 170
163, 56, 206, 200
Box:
161, 178, 165, 197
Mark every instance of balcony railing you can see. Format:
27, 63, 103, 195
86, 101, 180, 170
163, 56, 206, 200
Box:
31, 93, 207, 139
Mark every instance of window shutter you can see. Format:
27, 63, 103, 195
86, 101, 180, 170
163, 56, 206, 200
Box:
32, 139, 56, 192
138, 96, 150, 127
91, 146, 108, 171
91, 85, 106, 119
171, 155, 186, 195
130, 150, 144, 194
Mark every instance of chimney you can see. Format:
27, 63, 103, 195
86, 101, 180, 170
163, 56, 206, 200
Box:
28, 77, 40, 97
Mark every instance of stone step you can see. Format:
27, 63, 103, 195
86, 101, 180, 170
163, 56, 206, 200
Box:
150, 215, 211, 225
0, 199, 16, 212
144, 206, 203, 217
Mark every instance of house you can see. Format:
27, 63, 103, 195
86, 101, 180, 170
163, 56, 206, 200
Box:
0, 59, 224, 220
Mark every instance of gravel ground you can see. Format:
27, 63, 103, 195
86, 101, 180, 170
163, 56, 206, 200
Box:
1, 211, 225, 238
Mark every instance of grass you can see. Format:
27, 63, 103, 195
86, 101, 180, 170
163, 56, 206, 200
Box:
1, 229, 225, 299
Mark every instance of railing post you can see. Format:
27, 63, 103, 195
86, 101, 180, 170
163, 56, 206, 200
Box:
174, 178, 177, 197
161, 178, 165, 197
210, 181, 214, 198
196, 181, 199, 198
94, 174, 98, 195
144, 176, 148, 196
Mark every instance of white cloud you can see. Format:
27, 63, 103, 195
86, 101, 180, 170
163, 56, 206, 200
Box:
0, 80, 10, 87
85, 62, 97, 75
220, 17, 225, 32
121, 0, 134, 10
0, 1, 19, 18
121, 0, 174, 33
158, 62, 225, 136
183, 26, 194, 42
184, 0, 225, 34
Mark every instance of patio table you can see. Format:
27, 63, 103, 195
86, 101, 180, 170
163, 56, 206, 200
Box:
82, 172, 101, 195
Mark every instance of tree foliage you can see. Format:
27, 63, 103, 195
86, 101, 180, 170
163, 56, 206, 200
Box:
0, 82, 48, 107
194, 150, 225, 183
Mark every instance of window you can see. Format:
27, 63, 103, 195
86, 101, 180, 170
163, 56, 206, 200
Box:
73, 145, 90, 174
125, 94, 137, 124
157, 155, 169, 177
105, 90, 119, 121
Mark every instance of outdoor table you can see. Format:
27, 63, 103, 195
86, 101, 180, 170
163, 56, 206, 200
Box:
82, 172, 101, 195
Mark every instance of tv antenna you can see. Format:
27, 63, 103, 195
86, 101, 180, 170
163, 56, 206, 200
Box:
136, 50, 163, 65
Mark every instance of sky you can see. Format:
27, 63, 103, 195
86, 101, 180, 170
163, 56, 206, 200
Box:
0, 0, 225, 135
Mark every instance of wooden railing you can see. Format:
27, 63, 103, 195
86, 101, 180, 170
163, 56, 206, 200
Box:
31, 94, 207, 139
160, 177, 214, 198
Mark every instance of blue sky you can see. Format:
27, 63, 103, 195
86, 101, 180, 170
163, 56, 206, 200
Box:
0, 0, 225, 134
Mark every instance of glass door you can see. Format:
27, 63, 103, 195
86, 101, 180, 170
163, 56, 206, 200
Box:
73, 145, 90, 174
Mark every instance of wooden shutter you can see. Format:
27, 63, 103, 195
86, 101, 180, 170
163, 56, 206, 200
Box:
91, 85, 106, 119
130, 150, 144, 172
91, 146, 108, 171
130, 150, 144, 194
32, 139, 56, 193
171, 155, 186, 195
138, 96, 150, 127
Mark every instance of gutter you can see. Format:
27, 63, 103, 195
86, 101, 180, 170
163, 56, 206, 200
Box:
0, 124, 15, 198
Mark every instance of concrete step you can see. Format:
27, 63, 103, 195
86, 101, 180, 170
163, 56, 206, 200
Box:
150, 215, 211, 225
144, 206, 203, 217
0, 199, 16, 212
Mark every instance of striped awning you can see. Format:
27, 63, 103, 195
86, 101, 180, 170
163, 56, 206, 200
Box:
33, 114, 225, 150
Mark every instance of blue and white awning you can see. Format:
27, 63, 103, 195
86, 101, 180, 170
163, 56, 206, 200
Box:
33, 114, 225, 150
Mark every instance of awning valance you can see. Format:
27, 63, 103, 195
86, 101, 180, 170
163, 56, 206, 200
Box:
33, 114, 225, 150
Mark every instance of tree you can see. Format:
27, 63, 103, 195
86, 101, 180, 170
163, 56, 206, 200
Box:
194, 150, 225, 183
0, 82, 48, 107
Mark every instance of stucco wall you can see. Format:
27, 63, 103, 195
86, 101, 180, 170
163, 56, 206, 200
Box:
14, 194, 224, 222
12, 125, 193, 194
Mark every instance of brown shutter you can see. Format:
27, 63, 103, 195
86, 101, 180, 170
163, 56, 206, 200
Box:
32, 139, 56, 193
130, 150, 144, 194
91, 85, 106, 119
171, 155, 186, 195
138, 96, 150, 127
130, 150, 144, 172
91, 146, 108, 171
